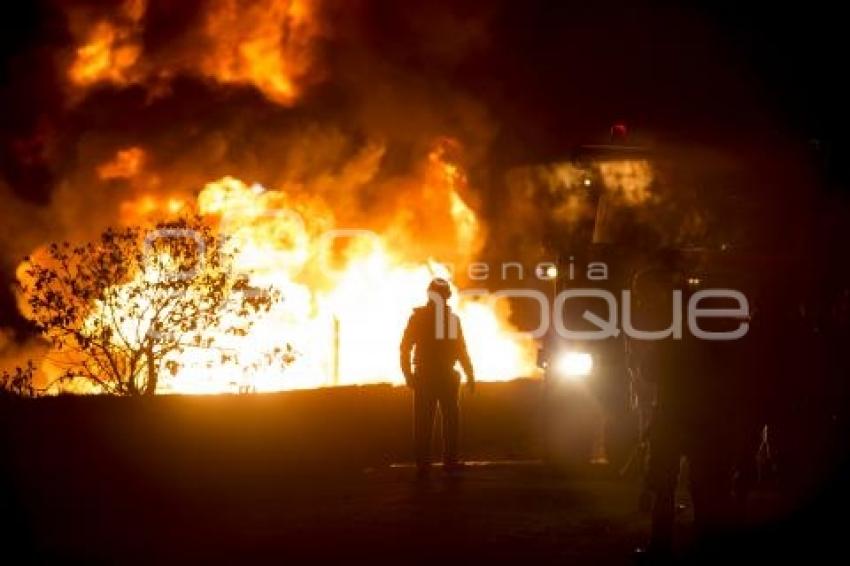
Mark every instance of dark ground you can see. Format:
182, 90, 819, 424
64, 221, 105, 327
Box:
0, 380, 839, 563
15, 460, 651, 563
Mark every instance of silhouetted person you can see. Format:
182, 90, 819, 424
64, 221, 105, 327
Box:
400, 278, 475, 477
637, 253, 758, 559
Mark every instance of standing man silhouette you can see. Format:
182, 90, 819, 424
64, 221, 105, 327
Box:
400, 278, 475, 477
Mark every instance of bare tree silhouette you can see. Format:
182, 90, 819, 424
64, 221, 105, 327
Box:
18, 216, 285, 395
0, 361, 35, 398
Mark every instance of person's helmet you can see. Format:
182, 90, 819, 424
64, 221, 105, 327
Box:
427, 277, 452, 301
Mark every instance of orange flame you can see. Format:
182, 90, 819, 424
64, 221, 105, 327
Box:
68, 0, 144, 87
26, 144, 537, 394
66, 0, 322, 105
97, 147, 146, 180
147, 174, 534, 394
200, 0, 320, 104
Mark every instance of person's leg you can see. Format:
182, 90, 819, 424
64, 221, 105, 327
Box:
439, 383, 460, 467
650, 472, 677, 555
414, 388, 437, 473
689, 443, 734, 547
647, 429, 680, 555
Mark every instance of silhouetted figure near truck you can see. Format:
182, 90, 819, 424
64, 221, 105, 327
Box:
635, 252, 761, 560
400, 278, 475, 478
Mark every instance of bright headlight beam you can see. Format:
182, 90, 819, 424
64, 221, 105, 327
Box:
554, 351, 593, 381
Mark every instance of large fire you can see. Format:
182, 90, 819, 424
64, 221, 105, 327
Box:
162, 176, 536, 394
12, 0, 546, 395
23, 142, 537, 394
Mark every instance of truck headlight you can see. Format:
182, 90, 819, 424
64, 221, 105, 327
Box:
553, 351, 593, 381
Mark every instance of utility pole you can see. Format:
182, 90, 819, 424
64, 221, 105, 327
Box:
332, 316, 340, 386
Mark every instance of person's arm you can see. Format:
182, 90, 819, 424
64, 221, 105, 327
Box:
400, 314, 416, 387
455, 318, 475, 390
